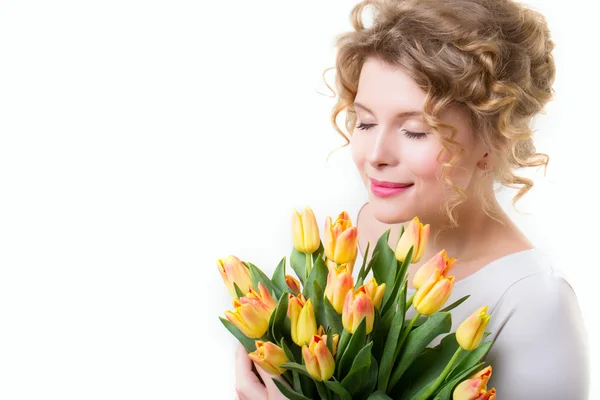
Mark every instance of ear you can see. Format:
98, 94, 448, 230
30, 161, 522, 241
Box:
476, 151, 490, 172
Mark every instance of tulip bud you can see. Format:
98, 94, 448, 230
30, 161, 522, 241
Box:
324, 264, 354, 313
362, 277, 386, 309
285, 274, 301, 294
224, 283, 277, 338
456, 306, 491, 351
302, 335, 335, 382
412, 270, 455, 315
217, 255, 254, 299
324, 211, 358, 268
413, 249, 456, 290
248, 340, 289, 375
342, 286, 375, 334
287, 294, 317, 346
453, 366, 496, 400
395, 216, 430, 263
292, 207, 321, 254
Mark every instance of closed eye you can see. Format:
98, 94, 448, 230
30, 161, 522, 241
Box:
355, 122, 427, 139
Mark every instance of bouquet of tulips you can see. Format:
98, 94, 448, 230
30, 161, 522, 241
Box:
218, 207, 497, 400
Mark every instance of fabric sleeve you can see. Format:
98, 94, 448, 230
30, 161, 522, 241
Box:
484, 271, 590, 399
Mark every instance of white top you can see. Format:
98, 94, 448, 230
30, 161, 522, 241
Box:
348, 201, 590, 399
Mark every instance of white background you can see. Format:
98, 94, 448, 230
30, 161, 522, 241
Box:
0, 0, 598, 398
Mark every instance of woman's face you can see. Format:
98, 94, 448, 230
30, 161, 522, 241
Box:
351, 57, 487, 224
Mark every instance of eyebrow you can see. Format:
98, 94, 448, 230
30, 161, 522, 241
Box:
353, 102, 423, 119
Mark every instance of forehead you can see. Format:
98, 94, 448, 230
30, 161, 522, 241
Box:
355, 57, 427, 113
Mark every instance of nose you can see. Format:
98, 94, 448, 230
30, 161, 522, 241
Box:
366, 127, 400, 168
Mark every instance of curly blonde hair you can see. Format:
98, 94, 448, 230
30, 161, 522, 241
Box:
325, 0, 555, 227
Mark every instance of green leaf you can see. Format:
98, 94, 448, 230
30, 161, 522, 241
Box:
272, 257, 291, 295
219, 317, 256, 353
273, 379, 312, 400
380, 256, 407, 316
280, 362, 313, 379
303, 257, 328, 301
309, 280, 327, 330
323, 379, 352, 400
326, 327, 335, 360
324, 296, 343, 335
290, 248, 307, 286
372, 306, 393, 361
338, 317, 367, 377
233, 282, 245, 299
447, 339, 494, 381
341, 342, 373, 392
269, 291, 290, 344
355, 241, 371, 287
246, 261, 281, 299
377, 281, 407, 391
334, 329, 351, 374
355, 354, 379, 398
388, 312, 452, 390
392, 333, 462, 399
439, 295, 470, 313
371, 229, 396, 288
367, 391, 393, 400
315, 381, 330, 400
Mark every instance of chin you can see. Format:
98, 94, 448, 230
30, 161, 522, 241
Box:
370, 198, 414, 224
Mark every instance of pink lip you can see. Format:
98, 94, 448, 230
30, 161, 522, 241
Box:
370, 178, 413, 198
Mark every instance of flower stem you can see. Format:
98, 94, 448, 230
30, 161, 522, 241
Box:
305, 253, 312, 281
396, 312, 420, 356
405, 292, 416, 313
415, 347, 463, 400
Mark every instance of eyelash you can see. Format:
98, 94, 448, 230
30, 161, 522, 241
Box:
355, 122, 427, 139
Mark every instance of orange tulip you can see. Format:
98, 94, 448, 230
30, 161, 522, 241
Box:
412, 249, 456, 290
412, 269, 454, 315
217, 255, 254, 299
302, 335, 335, 382
248, 340, 289, 375
292, 207, 321, 254
224, 282, 277, 338
324, 263, 354, 313
342, 286, 375, 334
395, 216, 430, 263
453, 366, 496, 400
287, 294, 317, 346
456, 306, 491, 351
362, 277, 386, 310
285, 274, 301, 294
324, 211, 358, 269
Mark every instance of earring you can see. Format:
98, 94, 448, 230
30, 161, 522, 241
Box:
484, 163, 488, 176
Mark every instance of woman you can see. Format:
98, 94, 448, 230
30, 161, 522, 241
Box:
235, 0, 589, 398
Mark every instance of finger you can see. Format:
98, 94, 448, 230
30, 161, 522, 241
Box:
235, 343, 266, 400
253, 361, 291, 393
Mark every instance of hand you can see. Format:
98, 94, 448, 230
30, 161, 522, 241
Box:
235, 343, 291, 400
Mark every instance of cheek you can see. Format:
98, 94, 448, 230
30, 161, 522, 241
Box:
403, 144, 443, 181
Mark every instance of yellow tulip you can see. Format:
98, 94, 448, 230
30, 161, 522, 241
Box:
324, 263, 355, 313
342, 286, 375, 334
285, 274, 301, 294
324, 211, 358, 268
362, 277, 386, 310
453, 366, 496, 400
302, 335, 335, 382
224, 282, 277, 338
248, 340, 289, 375
412, 249, 456, 290
217, 255, 254, 299
395, 216, 430, 263
456, 306, 491, 351
292, 207, 321, 254
287, 294, 317, 346
412, 269, 455, 315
